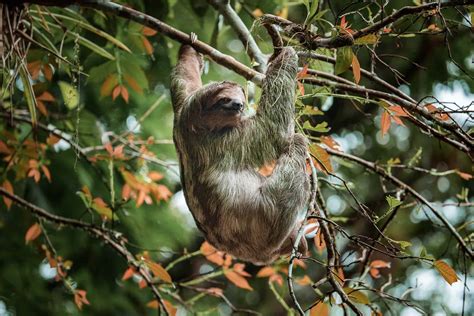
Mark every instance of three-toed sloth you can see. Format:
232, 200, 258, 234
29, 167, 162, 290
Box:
171, 44, 310, 265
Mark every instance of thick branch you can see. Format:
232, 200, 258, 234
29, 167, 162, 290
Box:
324, 148, 474, 260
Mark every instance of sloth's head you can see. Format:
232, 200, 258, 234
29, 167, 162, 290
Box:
193, 81, 246, 131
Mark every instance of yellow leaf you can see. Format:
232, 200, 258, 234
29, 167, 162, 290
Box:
434, 260, 459, 285
25, 223, 42, 244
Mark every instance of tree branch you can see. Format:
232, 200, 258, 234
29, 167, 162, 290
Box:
0, 186, 172, 315
208, 0, 266, 73
324, 148, 474, 260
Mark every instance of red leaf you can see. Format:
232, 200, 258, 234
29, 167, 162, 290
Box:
380, 110, 391, 136
25, 223, 42, 244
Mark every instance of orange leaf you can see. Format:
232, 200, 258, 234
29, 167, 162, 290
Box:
46, 134, 60, 146
297, 64, 309, 79
224, 270, 253, 290
120, 86, 129, 103
163, 300, 177, 316
391, 115, 405, 126
142, 37, 154, 55
37, 91, 55, 102
43, 64, 53, 81
112, 85, 121, 100
28, 168, 41, 182
252, 8, 264, 17
101, 74, 119, 97
207, 287, 224, 297
296, 275, 312, 286
146, 300, 159, 309
351, 54, 361, 84
388, 105, 409, 117
297, 81, 305, 96
425, 104, 450, 121
144, 259, 172, 283
142, 26, 158, 36
233, 263, 251, 277
456, 170, 472, 180
138, 278, 147, 288
200, 241, 231, 267
36, 100, 48, 117
320, 136, 342, 151
269, 273, 284, 286
41, 165, 51, 182
74, 289, 90, 310
369, 260, 391, 279
148, 171, 164, 181
25, 223, 42, 244
2, 180, 13, 209
124, 74, 143, 94
257, 266, 276, 277
309, 144, 333, 173
310, 302, 329, 316
380, 110, 391, 136
122, 184, 131, 201
122, 267, 135, 281
0, 140, 11, 154
434, 260, 459, 285
314, 229, 326, 254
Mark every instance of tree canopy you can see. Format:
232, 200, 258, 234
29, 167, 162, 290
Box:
0, 0, 473, 315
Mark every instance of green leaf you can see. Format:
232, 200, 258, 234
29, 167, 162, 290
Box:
58, 81, 79, 110
31, 11, 131, 53
19, 64, 37, 125
76, 191, 92, 208
386, 195, 402, 210
303, 121, 331, 133
301, 105, 324, 116
335, 46, 353, 75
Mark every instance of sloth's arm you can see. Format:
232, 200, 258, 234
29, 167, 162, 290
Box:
256, 47, 298, 136
170, 45, 203, 112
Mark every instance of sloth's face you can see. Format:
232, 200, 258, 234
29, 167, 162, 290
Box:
200, 83, 247, 131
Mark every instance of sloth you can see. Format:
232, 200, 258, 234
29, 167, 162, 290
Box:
171, 44, 310, 265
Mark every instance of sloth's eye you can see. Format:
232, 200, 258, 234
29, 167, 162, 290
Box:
220, 98, 231, 104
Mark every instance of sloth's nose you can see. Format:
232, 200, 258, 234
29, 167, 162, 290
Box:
223, 99, 243, 111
